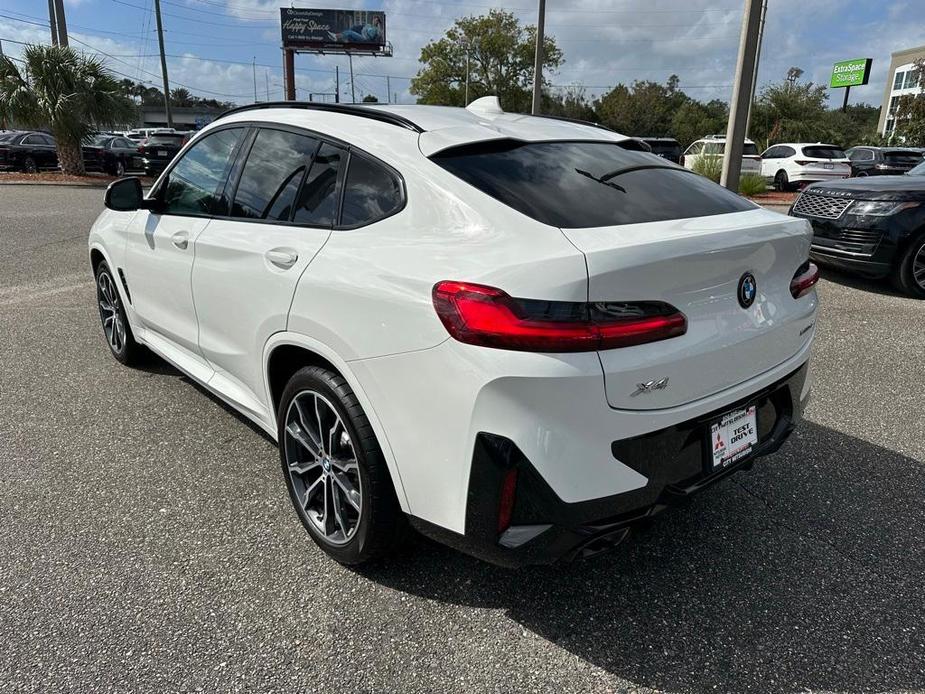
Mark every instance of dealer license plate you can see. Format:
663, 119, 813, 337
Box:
708, 405, 758, 470
158, 150, 168, 157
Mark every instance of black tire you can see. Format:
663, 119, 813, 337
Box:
774, 170, 791, 192
278, 366, 406, 565
857, 171, 869, 177
891, 235, 925, 298
94, 261, 144, 365
23, 156, 37, 174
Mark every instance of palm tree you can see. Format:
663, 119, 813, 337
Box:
170, 87, 193, 107
0, 45, 137, 175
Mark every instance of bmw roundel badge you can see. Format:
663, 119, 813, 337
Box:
738, 272, 757, 309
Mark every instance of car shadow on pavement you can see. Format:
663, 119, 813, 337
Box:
818, 264, 909, 299
361, 422, 925, 694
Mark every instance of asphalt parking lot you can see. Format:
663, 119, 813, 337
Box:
1, 184, 924, 694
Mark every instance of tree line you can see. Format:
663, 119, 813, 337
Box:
410, 10, 915, 149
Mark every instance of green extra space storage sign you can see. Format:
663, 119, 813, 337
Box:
830, 58, 873, 88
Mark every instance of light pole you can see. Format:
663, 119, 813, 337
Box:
531, 0, 546, 114
720, 0, 762, 192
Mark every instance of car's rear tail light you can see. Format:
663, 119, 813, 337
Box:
794, 160, 812, 166
790, 261, 819, 299
497, 468, 518, 533
432, 281, 687, 353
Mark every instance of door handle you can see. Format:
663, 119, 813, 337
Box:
171, 231, 189, 250
265, 248, 299, 269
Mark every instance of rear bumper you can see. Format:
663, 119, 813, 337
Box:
410, 361, 809, 567
789, 172, 850, 184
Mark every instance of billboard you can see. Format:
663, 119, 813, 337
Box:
280, 8, 386, 51
830, 58, 872, 88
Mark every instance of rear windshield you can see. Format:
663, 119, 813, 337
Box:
146, 135, 185, 145
432, 140, 755, 228
803, 145, 846, 159
885, 151, 923, 165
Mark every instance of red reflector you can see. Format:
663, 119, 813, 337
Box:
497, 468, 518, 533
790, 262, 819, 299
432, 281, 687, 353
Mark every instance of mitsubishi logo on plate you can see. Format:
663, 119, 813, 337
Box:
738, 272, 757, 309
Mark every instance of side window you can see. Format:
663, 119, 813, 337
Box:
292, 143, 344, 226
762, 147, 778, 159
22, 135, 40, 145
684, 142, 703, 156
43, 135, 56, 146
161, 128, 244, 216
780, 146, 796, 158
703, 142, 723, 155
340, 153, 403, 227
231, 129, 319, 221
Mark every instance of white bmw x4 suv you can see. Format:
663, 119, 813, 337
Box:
89, 97, 818, 567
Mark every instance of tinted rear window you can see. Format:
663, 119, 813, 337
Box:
432, 140, 755, 228
803, 146, 846, 159
885, 151, 922, 165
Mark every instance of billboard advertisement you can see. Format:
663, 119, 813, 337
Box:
830, 58, 872, 88
280, 8, 386, 51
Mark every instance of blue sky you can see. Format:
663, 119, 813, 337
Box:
1, 0, 923, 107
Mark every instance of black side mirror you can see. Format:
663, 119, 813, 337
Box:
104, 177, 143, 211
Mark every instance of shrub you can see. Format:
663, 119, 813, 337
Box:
738, 173, 768, 197
691, 154, 722, 182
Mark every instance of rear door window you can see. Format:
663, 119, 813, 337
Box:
340, 153, 404, 227
231, 128, 319, 222
432, 140, 755, 229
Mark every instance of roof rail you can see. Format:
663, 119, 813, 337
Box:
216, 101, 425, 133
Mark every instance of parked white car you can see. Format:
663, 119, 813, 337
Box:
88, 98, 818, 567
681, 135, 762, 176
761, 143, 851, 191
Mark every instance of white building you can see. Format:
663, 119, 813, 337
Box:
878, 45, 925, 136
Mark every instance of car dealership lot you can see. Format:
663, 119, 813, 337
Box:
1, 185, 923, 693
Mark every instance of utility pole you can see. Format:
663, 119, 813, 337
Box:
464, 43, 470, 105
348, 53, 356, 103
47, 0, 58, 46
52, 0, 68, 46
153, 0, 173, 128
253, 57, 258, 103
386, 75, 391, 104
335, 65, 340, 103
266, 69, 270, 102
745, 0, 767, 137
720, 0, 762, 192
531, 0, 546, 114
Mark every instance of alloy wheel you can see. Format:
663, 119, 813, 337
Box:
97, 271, 126, 354
913, 242, 925, 291
283, 390, 362, 545
24, 157, 37, 174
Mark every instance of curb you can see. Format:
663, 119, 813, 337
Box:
0, 180, 112, 188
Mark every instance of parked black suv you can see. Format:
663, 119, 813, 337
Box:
0, 131, 58, 172
639, 137, 682, 164
845, 146, 923, 177
789, 161, 925, 297
139, 132, 188, 177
